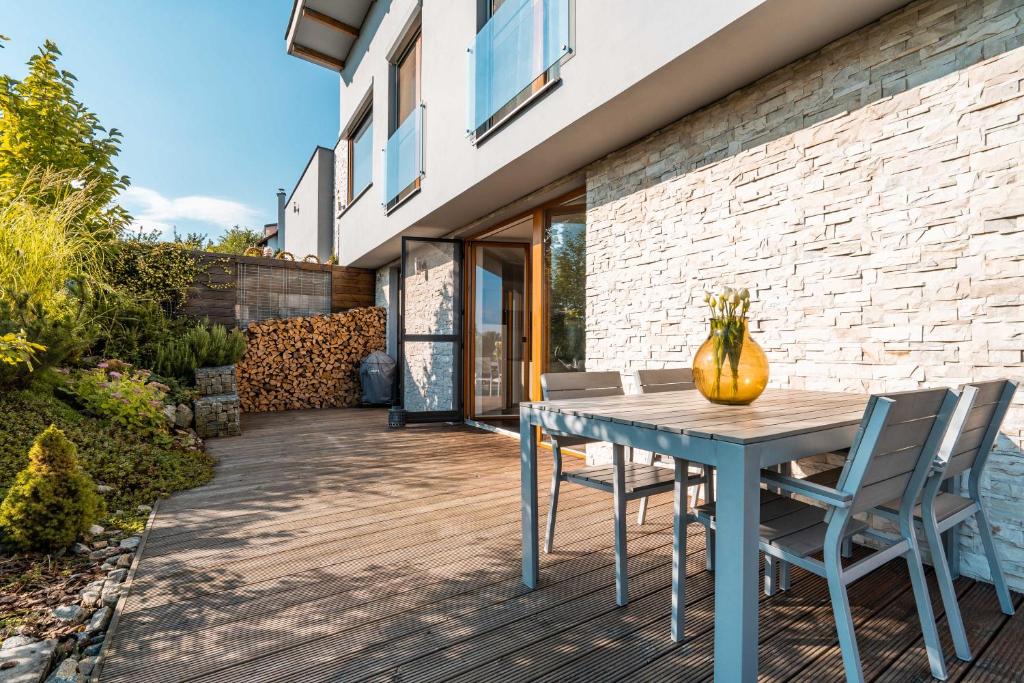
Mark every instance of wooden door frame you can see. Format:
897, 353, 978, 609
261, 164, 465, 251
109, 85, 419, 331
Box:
464, 240, 531, 422
459, 187, 585, 418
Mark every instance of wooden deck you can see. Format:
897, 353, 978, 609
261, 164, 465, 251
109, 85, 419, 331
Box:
100, 408, 1023, 682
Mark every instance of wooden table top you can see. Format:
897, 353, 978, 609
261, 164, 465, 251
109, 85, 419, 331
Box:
524, 388, 869, 445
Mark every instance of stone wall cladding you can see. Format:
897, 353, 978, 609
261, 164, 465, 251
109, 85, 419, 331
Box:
585, 0, 1024, 588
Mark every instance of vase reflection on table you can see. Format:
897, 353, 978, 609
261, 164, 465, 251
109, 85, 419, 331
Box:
692, 287, 769, 405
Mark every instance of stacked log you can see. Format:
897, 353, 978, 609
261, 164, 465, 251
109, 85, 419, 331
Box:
236, 307, 387, 412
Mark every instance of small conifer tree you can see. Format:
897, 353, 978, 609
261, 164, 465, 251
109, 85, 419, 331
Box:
0, 425, 104, 550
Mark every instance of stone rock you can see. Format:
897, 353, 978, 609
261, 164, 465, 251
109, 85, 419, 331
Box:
70, 544, 90, 557
161, 404, 176, 426
51, 605, 86, 624
43, 657, 79, 683
88, 548, 119, 561
1, 637, 35, 651
99, 561, 116, 572
90, 540, 107, 550
0, 639, 56, 683
118, 537, 140, 551
193, 393, 241, 438
174, 403, 193, 429
81, 643, 101, 658
100, 583, 120, 607
78, 581, 103, 608
106, 569, 127, 584
136, 504, 152, 514
115, 554, 133, 569
87, 525, 104, 537
84, 607, 111, 635
76, 657, 97, 677
95, 484, 113, 494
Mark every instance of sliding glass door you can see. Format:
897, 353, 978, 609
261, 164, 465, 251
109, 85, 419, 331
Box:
544, 208, 586, 374
469, 242, 529, 421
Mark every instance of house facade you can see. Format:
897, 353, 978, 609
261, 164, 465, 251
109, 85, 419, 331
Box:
280, 145, 336, 261
287, 0, 1024, 589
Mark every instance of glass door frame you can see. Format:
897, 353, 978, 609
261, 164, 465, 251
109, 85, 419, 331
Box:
399, 236, 464, 423
465, 240, 531, 422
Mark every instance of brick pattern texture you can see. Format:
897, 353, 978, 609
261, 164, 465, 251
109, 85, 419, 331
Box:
585, 0, 1024, 588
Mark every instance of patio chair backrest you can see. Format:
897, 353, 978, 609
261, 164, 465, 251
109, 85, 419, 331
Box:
836, 387, 961, 515
940, 379, 1018, 481
635, 368, 695, 394
541, 371, 624, 401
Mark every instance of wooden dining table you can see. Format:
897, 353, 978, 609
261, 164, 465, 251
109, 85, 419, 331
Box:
519, 388, 870, 682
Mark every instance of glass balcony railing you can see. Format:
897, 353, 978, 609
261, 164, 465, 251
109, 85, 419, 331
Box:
467, 0, 570, 137
384, 104, 423, 208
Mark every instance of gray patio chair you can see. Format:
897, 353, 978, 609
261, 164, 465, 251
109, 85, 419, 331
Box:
870, 379, 1018, 663
687, 386, 970, 682
633, 368, 715, 565
541, 370, 702, 606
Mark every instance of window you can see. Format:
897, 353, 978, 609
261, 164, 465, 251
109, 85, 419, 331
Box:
545, 208, 585, 373
384, 29, 423, 209
394, 32, 421, 128
348, 109, 373, 202
468, 0, 571, 140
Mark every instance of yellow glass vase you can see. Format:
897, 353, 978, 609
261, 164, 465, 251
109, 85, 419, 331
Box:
692, 322, 769, 405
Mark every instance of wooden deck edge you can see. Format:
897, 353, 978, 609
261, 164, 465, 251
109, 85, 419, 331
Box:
462, 419, 586, 459
89, 500, 161, 683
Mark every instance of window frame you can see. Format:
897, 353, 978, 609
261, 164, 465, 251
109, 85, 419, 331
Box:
346, 107, 374, 204
385, 27, 424, 211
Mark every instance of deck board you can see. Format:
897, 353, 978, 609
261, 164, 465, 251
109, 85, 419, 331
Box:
100, 408, 1021, 682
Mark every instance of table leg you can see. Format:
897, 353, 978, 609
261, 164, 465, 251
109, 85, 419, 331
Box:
672, 458, 688, 641
612, 443, 628, 606
713, 443, 760, 682
521, 413, 538, 589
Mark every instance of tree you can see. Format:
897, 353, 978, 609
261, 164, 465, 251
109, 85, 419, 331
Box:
207, 226, 263, 255
0, 425, 104, 550
0, 40, 130, 237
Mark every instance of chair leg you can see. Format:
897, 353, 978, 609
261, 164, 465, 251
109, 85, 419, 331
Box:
905, 538, 950, 681
842, 537, 854, 559
671, 458, 687, 642
612, 444, 628, 607
976, 505, 1015, 616
779, 559, 791, 591
544, 444, 562, 554
824, 544, 866, 683
637, 496, 649, 526
922, 511, 972, 661
765, 555, 778, 597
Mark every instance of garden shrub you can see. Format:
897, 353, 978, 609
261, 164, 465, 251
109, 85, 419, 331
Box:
0, 379, 214, 511
152, 322, 247, 383
0, 425, 104, 551
105, 240, 203, 316
71, 360, 172, 445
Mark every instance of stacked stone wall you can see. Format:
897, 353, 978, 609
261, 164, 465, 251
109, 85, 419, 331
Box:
585, 0, 1024, 588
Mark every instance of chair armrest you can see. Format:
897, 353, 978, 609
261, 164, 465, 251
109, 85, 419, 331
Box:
760, 469, 853, 508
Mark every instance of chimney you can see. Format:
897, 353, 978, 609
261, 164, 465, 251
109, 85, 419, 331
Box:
276, 188, 287, 250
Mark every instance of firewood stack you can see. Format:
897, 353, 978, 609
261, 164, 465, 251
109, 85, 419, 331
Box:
236, 307, 387, 412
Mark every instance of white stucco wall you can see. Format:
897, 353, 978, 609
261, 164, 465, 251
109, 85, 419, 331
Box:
283, 146, 335, 262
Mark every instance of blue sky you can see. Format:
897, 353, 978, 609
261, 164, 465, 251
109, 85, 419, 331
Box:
0, 1, 339, 240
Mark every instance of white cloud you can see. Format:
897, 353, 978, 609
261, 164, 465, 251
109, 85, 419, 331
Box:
121, 186, 261, 238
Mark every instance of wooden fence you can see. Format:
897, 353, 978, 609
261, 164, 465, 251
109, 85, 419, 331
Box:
181, 252, 375, 328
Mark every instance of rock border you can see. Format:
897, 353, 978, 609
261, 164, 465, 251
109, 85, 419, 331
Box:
87, 500, 159, 683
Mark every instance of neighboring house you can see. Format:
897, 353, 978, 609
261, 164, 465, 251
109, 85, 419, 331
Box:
257, 222, 279, 252
280, 146, 336, 261
287, 0, 1024, 588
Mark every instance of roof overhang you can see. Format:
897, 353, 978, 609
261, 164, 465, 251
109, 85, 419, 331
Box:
285, 0, 373, 71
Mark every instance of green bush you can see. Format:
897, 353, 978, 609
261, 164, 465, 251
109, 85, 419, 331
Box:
71, 360, 172, 445
152, 322, 247, 383
105, 241, 203, 316
0, 378, 214, 511
0, 296, 93, 388
0, 425, 104, 551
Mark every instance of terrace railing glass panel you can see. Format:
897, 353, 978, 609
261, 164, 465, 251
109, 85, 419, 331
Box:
384, 105, 423, 208
467, 0, 570, 137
